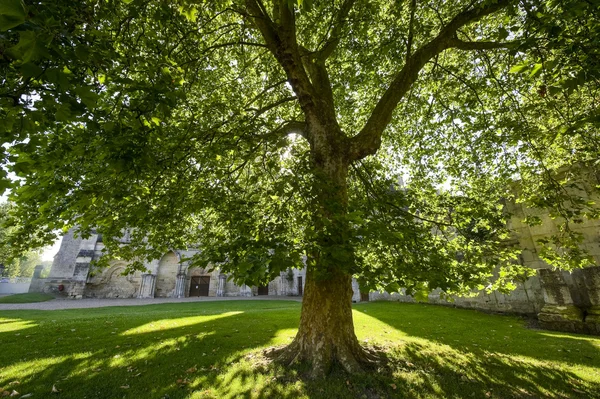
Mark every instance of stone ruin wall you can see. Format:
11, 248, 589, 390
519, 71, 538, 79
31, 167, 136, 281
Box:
30, 230, 307, 300
371, 184, 600, 335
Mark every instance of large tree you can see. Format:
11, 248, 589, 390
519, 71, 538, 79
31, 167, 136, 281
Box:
1, 0, 599, 375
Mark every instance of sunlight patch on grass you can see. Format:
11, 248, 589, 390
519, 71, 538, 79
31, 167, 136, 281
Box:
388, 340, 597, 398
192, 358, 308, 399
353, 310, 410, 344
121, 311, 243, 335
0, 356, 67, 386
537, 332, 600, 342
0, 318, 38, 333
267, 328, 297, 346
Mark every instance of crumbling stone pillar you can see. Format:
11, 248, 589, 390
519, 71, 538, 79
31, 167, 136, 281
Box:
32, 265, 44, 279
239, 284, 252, 297
174, 273, 187, 298
351, 278, 361, 303
138, 274, 156, 298
538, 268, 584, 332
216, 274, 226, 297
279, 272, 287, 296
581, 266, 600, 334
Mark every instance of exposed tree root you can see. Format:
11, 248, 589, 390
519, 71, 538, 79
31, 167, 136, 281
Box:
265, 339, 387, 378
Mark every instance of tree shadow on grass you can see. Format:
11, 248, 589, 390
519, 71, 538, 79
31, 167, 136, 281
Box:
353, 302, 600, 367
1, 300, 599, 398
351, 302, 600, 399
0, 300, 306, 398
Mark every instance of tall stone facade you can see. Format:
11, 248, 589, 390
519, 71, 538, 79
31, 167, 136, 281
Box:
30, 229, 307, 299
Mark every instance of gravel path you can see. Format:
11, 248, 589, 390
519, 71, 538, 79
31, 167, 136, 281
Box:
0, 295, 301, 311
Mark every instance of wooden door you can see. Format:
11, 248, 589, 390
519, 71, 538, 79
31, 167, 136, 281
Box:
297, 276, 303, 296
361, 292, 370, 302
190, 276, 210, 297
257, 285, 269, 295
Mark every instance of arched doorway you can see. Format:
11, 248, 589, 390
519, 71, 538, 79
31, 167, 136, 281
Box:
104, 266, 136, 298
155, 252, 179, 297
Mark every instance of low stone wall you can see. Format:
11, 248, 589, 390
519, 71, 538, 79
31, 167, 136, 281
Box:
0, 282, 31, 294
29, 266, 86, 298
369, 277, 545, 317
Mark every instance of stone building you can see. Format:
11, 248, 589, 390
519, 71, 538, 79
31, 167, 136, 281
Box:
29, 228, 307, 299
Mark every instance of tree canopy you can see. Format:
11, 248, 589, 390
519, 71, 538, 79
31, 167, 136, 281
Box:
1, 0, 599, 375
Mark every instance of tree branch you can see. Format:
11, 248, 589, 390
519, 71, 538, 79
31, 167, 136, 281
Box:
244, 79, 288, 108
406, 0, 417, 64
244, 0, 318, 121
246, 96, 298, 117
260, 120, 307, 139
178, 41, 267, 66
348, 0, 514, 161
448, 38, 516, 50
351, 163, 454, 227
318, 0, 356, 61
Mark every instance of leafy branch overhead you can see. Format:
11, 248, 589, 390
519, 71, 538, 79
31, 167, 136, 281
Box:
1, 0, 598, 284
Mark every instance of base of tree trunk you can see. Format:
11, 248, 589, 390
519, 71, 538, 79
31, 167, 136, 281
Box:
273, 266, 383, 377
272, 337, 382, 377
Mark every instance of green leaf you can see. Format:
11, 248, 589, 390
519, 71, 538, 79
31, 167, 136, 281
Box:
6, 31, 42, 63
75, 86, 99, 109
529, 63, 543, 77
179, 6, 198, 22
19, 62, 43, 78
13, 161, 32, 175
497, 27, 509, 41
0, 178, 12, 195
0, 0, 26, 31
55, 103, 72, 121
509, 63, 528, 74
413, 289, 430, 303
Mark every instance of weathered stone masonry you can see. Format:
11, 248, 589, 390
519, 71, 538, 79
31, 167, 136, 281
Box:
30, 229, 307, 300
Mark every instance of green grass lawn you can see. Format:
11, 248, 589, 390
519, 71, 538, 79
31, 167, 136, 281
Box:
0, 292, 55, 303
0, 301, 598, 399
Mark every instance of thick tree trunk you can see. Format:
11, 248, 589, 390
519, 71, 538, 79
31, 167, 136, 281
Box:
277, 128, 377, 376
277, 265, 373, 376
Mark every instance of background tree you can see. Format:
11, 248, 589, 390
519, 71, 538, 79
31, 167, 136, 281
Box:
1, 0, 598, 375
0, 202, 41, 277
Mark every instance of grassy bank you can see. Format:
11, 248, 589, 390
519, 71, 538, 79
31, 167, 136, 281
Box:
0, 293, 55, 303
0, 301, 598, 398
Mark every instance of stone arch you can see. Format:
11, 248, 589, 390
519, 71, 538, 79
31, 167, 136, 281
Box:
86, 263, 138, 298
155, 251, 179, 297
107, 266, 126, 281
